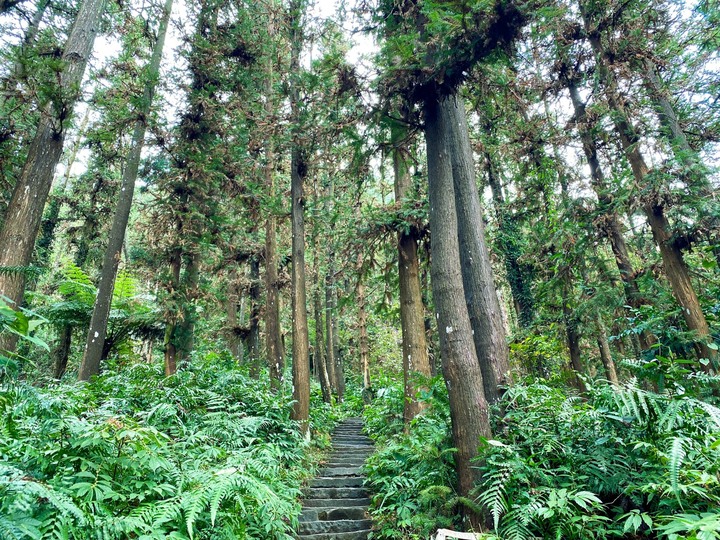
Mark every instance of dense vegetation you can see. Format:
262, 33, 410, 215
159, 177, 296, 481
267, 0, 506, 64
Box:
1, 0, 719, 537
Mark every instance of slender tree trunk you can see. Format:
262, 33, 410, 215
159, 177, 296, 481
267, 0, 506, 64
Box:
325, 257, 337, 395
596, 317, 619, 385
582, 15, 717, 369
78, 0, 173, 380
313, 243, 332, 403
0, 0, 105, 353
443, 93, 509, 405
226, 268, 243, 361
175, 251, 199, 365
248, 256, 261, 376
53, 326, 72, 379
289, 0, 310, 437
332, 287, 344, 401
561, 269, 587, 392
392, 123, 432, 423
264, 45, 283, 390
163, 248, 181, 376
424, 91, 491, 519
356, 253, 371, 390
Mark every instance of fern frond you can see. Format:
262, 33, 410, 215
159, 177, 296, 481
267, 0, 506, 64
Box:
668, 436, 686, 504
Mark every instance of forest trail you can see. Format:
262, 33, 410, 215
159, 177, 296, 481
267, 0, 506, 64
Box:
296, 418, 373, 539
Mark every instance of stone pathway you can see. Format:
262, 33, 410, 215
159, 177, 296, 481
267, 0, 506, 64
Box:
296, 418, 373, 539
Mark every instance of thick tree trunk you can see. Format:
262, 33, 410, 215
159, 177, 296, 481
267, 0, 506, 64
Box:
424, 91, 491, 517
53, 325, 72, 379
582, 19, 717, 369
392, 127, 432, 423
78, 0, 173, 380
289, 0, 310, 437
0, 0, 105, 353
443, 93, 509, 405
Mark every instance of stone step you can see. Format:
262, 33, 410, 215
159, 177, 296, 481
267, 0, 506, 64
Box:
300, 506, 369, 521
304, 498, 371, 508
303, 487, 368, 499
310, 476, 365, 488
318, 467, 363, 477
298, 519, 373, 535
297, 529, 371, 540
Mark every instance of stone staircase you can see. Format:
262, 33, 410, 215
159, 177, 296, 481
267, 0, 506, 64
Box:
296, 418, 373, 539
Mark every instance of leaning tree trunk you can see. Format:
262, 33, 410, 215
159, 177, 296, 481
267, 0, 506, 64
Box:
582, 13, 717, 369
443, 93, 510, 405
424, 90, 491, 521
289, 0, 310, 437
79, 0, 173, 380
392, 121, 432, 423
0, 0, 105, 352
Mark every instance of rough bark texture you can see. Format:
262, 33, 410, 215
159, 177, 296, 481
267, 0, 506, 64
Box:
443, 93, 509, 404
561, 270, 587, 392
393, 128, 432, 423
289, 0, 310, 437
79, 0, 173, 380
582, 13, 717, 369
0, 0, 105, 352
424, 92, 491, 513
596, 318, 619, 385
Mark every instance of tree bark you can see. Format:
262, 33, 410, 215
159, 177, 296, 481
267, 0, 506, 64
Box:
226, 268, 243, 361
289, 0, 310, 437
313, 242, 332, 403
0, 0, 105, 353
392, 121, 432, 423
561, 269, 587, 392
248, 256, 261, 376
78, 0, 173, 380
424, 90, 491, 516
596, 317, 619, 385
443, 93, 510, 405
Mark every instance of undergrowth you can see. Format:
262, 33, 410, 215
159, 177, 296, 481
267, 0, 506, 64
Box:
0, 353, 337, 539
363, 374, 720, 540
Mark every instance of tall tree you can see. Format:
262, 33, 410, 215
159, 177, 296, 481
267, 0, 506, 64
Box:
288, 0, 310, 437
79, 0, 173, 380
0, 0, 106, 351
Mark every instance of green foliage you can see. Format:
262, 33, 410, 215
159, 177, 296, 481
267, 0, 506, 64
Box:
0, 355, 319, 539
0, 297, 49, 378
474, 381, 720, 540
363, 376, 459, 539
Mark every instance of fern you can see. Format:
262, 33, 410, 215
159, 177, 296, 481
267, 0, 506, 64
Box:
668, 436, 687, 503
477, 461, 511, 530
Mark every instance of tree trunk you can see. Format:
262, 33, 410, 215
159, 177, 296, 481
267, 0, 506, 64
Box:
582, 16, 717, 369
78, 0, 173, 380
226, 268, 243, 361
561, 269, 587, 393
424, 91, 491, 518
443, 93, 510, 405
248, 256, 261, 377
0, 0, 105, 353
356, 254, 371, 390
313, 246, 332, 403
264, 50, 283, 390
596, 318, 619, 386
289, 0, 310, 437
392, 123, 432, 423
332, 288, 344, 402
53, 325, 72, 379
325, 261, 337, 395
163, 248, 181, 376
